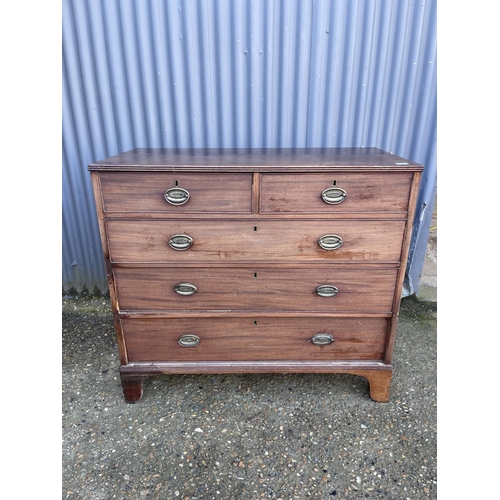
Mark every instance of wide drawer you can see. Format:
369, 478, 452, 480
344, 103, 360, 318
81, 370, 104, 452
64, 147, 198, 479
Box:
99, 172, 253, 213
115, 267, 398, 313
260, 173, 412, 213
121, 316, 389, 362
106, 219, 406, 263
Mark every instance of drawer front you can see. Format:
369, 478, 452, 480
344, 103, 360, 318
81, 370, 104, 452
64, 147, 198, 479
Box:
106, 219, 406, 263
115, 267, 397, 313
122, 317, 388, 362
260, 173, 412, 213
99, 172, 253, 213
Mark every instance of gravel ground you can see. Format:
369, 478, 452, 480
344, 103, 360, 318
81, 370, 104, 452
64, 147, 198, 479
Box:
62, 296, 436, 500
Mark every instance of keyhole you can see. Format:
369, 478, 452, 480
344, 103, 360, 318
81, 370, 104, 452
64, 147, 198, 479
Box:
332, 180, 337, 186
254, 320, 257, 325
254, 226, 258, 231
254, 272, 258, 278
175, 180, 179, 186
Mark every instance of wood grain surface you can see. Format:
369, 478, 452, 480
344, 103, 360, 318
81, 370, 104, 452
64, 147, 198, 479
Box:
88, 148, 423, 402
114, 266, 398, 313
100, 172, 253, 213
89, 147, 424, 171
260, 172, 412, 213
121, 316, 388, 362
106, 218, 406, 264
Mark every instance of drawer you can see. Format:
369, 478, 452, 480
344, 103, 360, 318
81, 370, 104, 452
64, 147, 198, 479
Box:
99, 172, 253, 213
121, 316, 389, 362
106, 219, 406, 264
260, 173, 412, 213
115, 267, 398, 313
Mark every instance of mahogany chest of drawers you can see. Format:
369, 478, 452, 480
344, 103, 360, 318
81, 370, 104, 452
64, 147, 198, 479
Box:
88, 148, 423, 403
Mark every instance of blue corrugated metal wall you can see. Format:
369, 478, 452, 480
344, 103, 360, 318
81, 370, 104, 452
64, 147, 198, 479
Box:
62, 0, 437, 295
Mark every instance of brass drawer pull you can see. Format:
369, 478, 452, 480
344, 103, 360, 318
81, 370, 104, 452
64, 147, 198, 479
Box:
164, 187, 190, 205
178, 334, 200, 347
174, 283, 198, 296
321, 187, 346, 204
168, 234, 193, 250
310, 333, 335, 346
315, 284, 338, 297
318, 234, 343, 250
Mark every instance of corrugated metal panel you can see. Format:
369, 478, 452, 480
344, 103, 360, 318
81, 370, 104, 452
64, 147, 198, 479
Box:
63, 0, 437, 295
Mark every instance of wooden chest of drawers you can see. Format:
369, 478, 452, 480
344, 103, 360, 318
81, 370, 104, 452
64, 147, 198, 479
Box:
89, 148, 423, 403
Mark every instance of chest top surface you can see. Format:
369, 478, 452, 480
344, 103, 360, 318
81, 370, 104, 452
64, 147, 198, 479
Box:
88, 147, 423, 172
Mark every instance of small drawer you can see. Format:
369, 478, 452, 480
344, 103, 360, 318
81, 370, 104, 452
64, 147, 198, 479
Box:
260, 173, 412, 213
121, 316, 389, 362
106, 219, 406, 264
115, 267, 398, 313
99, 172, 253, 213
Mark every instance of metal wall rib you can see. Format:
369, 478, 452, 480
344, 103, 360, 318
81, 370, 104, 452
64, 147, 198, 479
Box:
63, 0, 437, 295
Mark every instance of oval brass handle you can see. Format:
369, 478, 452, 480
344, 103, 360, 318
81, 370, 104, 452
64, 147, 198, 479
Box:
178, 334, 200, 347
310, 333, 335, 346
315, 284, 338, 297
168, 234, 193, 250
318, 234, 343, 250
164, 187, 190, 205
174, 283, 198, 296
321, 187, 346, 204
